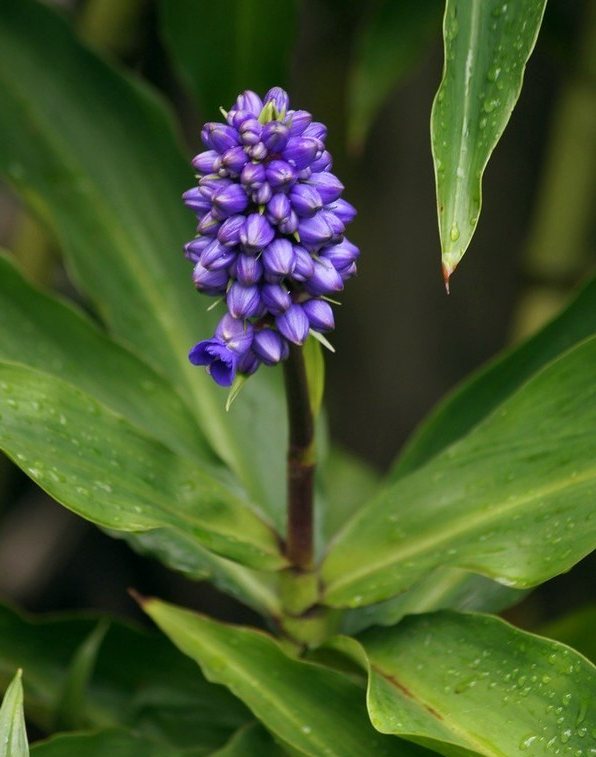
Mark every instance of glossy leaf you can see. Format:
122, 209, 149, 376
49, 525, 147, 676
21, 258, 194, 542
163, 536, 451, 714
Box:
541, 606, 596, 665
347, 0, 442, 151
0, 251, 210, 463
0, 0, 288, 521
143, 598, 432, 757
335, 611, 596, 757
30, 729, 178, 757
158, 0, 296, 117
0, 603, 249, 753
0, 362, 285, 571
432, 0, 547, 282
341, 568, 526, 636
391, 275, 596, 480
322, 337, 596, 607
0, 671, 28, 757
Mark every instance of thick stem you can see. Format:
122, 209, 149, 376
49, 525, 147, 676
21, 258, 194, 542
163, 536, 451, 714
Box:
283, 344, 315, 571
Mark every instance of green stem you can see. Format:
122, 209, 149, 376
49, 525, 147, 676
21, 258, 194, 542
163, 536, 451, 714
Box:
283, 344, 315, 571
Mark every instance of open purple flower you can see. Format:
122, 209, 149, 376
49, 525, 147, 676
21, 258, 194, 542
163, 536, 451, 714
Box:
183, 88, 358, 385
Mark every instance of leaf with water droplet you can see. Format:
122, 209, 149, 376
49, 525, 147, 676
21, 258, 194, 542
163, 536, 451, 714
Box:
340, 611, 596, 757
431, 0, 547, 283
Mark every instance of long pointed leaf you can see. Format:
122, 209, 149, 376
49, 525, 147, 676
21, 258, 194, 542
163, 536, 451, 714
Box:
0, 362, 285, 571
432, 0, 547, 281
0, 0, 287, 520
143, 598, 433, 757
322, 337, 596, 607
0, 251, 210, 463
0, 671, 28, 757
332, 611, 596, 757
30, 729, 178, 757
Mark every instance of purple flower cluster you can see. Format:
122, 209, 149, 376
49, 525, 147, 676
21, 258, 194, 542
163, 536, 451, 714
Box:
183, 87, 359, 387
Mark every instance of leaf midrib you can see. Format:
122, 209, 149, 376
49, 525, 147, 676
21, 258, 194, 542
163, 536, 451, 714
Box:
325, 464, 596, 598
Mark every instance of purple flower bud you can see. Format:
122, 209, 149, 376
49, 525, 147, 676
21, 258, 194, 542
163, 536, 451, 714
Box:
283, 137, 320, 170
292, 245, 315, 281
303, 299, 335, 332
297, 212, 334, 248
285, 109, 312, 136
304, 121, 327, 142
229, 108, 253, 129
278, 210, 299, 235
320, 239, 360, 273
221, 145, 249, 176
262, 238, 295, 281
329, 198, 357, 224
201, 123, 240, 153
239, 118, 262, 146
189, 339, 238, 386
289, 184, 323, 217
192, 261, 229, 294
234, 253, 264, 285
182, 187, 211, 216
310, 150, 332, 173
265, 160, 296, 190
214, 313, 254, 355
254, 183, 273, 205
217, 214, 246, 247
192, 150, 219, 174
322, 209, 345, 241
264, 86, 290, 114
199, 175, 233, 200
248, 142, 268, 161
261, 283, 292, 315
266, 194, 292, 226
211, 184, 249, 219
237, 349, 260, 376
253, 329, 289, 365
197, 211, 221, 236
307, 172, 344, 203
262, 121, 290, 152
227, 282, 262, 318
304, 258, 344, 295
276, 304, 310, 345
184, 235, 211, 262
236, 90, 264, 117
338, 261, 357, 280
240, 214, 275, 252
200, 239, 237, 270
241, 161, 266, 190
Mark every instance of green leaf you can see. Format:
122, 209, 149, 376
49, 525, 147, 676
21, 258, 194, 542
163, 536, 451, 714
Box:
158, 0, 296, 117
541, 606, 596, 665
0, 603, 249, 753
347, 0, 442, 152
0, 671, 28, 757
143, 598, 433, 757
0, 0, 288, 522
0, 362, 285, 571
336, 611, 596, 757
341, 568, 526, 636
391, 276, 596, 480
54, 621, 109, 731
0, 251, 210, 463
432, 0, 547, 282
303, 337, 325, 419
322, 337, 596, 608
30, 729, 178, 757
